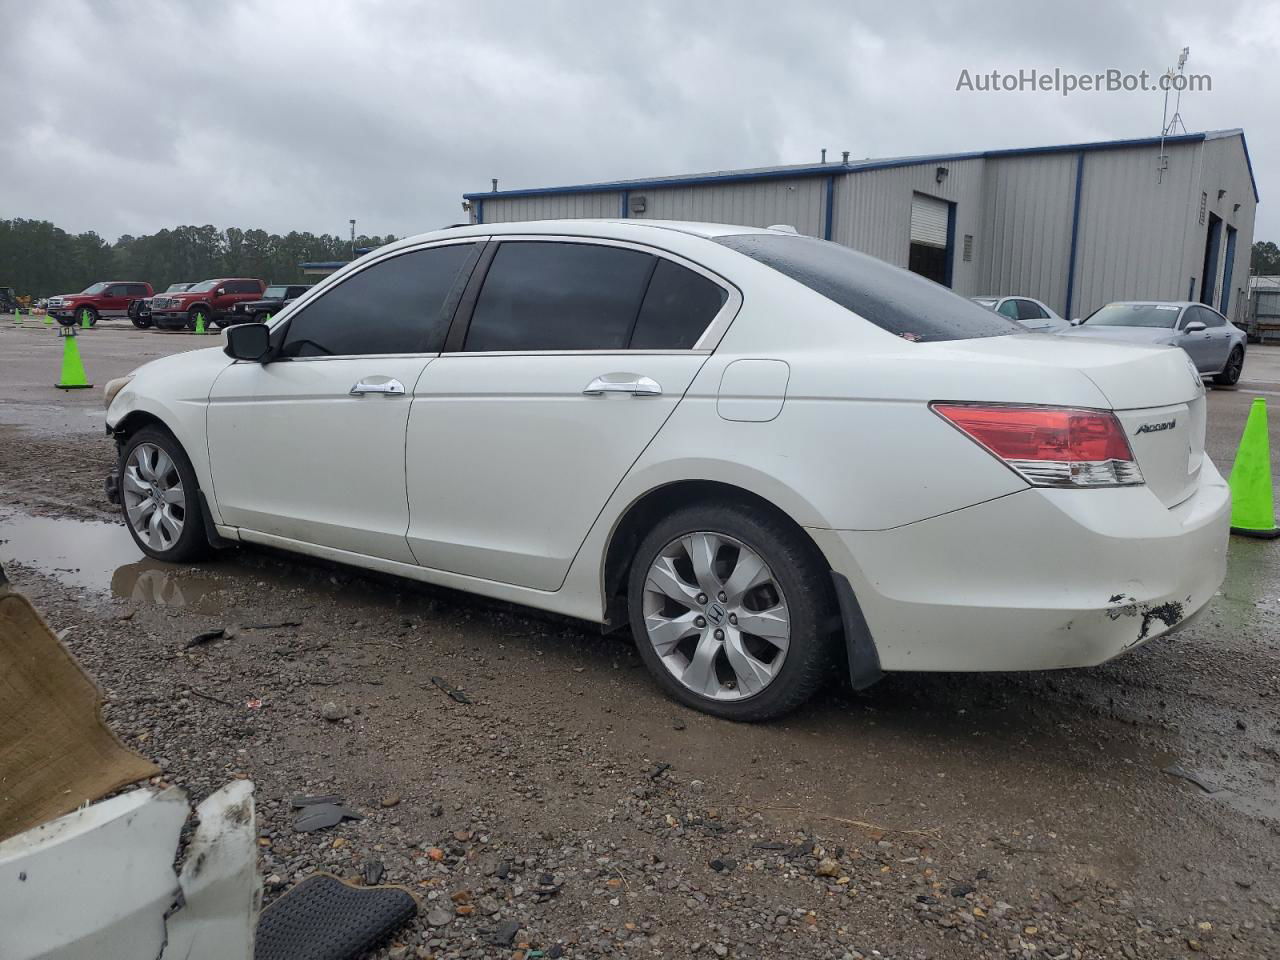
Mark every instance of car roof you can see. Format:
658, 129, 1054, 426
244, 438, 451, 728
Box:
382, 219, 780, 254
1106, 300, 1199, 308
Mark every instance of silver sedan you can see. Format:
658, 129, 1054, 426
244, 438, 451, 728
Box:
1057, 301, 1247, 386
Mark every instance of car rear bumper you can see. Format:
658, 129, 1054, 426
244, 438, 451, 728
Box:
810, 453, 1230, 672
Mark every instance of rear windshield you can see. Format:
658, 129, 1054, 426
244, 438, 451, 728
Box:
264, 286, 290, 298
714, 234, 1020, 342
1084, 303, 1180, 328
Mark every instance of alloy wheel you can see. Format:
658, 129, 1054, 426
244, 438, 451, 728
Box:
641, 532, 790, 701
122, 442, 186, 552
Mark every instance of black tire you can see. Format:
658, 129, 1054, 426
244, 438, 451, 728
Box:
214, 317, 231, 329
75, 306, 99, 327
130, 315, 153, 329
118, 426, 210, 563
626, 501, 835, 721
1213, 346, 1244, 386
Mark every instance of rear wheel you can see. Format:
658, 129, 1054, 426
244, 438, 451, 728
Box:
119, 426, 210, 563
627, 501, 834, 721
1214, 346, 1244, 386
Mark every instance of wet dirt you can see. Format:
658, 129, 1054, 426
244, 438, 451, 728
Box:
1, 324, 1278, 958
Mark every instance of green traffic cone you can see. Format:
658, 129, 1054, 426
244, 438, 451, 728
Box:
1228, 397, 1279, 539
43, 310, 53, 326
195, 313, 206, 335
54, 331, 93, 390
80, 308, 91, 329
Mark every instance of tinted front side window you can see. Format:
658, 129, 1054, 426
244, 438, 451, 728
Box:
1197, 306, 1225, 327
1017, 300, 1048, 320
465, 242, 655, 352
630, 259, 728, 350
281, 244, 478, 357
715, 234, 1019, 342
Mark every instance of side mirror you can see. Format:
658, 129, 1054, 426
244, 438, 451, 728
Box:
216, 287, 226, 296
1070, 317, 1083, 325
224, 322, 272, 362
1183, 320, 1207, 333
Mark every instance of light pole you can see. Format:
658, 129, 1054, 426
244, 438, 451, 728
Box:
349, 219, 356, 261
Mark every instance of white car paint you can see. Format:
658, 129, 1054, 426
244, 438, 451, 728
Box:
0, 782, 257, 960
106, 220, 1229, 682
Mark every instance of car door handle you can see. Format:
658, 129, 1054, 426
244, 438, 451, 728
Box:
350, 378, 405, 396
583, 374, 662, 397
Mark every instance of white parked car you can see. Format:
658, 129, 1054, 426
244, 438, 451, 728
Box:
104, 221, 1229, 720
971, 295, 1068, 332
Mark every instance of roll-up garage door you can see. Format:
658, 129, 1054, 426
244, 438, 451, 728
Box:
910, 193, 949, 248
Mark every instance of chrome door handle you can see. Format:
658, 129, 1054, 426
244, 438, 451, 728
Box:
583, 374, 662, 397
349, 377, 405, 396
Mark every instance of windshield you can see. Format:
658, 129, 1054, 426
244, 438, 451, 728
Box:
79, 282, 108, 295
189, 279, 219, 293
971, 298, 998, 308
166, 283, 192, 293
263, 286, 290, 298
1084, 303, 1181, 328
715, 234, 1020, 342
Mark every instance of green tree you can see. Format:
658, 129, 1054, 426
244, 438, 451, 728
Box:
1251, 240, 1280, 276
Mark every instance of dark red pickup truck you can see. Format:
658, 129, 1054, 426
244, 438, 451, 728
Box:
149, 278, 266, 330
47, 281, 154, 326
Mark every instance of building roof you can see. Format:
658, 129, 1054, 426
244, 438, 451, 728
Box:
465, 129, 1257, 204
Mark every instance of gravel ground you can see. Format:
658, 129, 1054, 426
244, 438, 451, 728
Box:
1, 320, 1278, 958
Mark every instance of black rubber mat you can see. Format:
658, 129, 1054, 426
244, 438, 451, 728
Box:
255, 874, 417, 960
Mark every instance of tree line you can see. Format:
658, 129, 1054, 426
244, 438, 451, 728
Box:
1252, 240, 1280, 277
0, 218, 399, 297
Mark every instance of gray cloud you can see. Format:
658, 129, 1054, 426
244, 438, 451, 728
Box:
1, 0, 1271, 241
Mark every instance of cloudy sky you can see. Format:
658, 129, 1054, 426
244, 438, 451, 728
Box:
2, 0, 1274, 242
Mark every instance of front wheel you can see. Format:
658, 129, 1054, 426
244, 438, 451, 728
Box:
626, 501, 835, 721
187, 306, 209, 331
119, 426, 210, 562
130, 315, 153, 329
1214, 346, 1244, 386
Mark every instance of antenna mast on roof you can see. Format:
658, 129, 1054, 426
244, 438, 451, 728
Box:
1157, 46, 1190, 184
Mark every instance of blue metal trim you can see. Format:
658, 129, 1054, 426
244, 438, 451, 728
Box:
1064, 152, 1085, 320
462, 131, 1222, 202
823, 176, 835, 241
1201, 215, 1223, 306
475, 198, 484, 225
942, 200, 957, 288
620, 190, 629, 218
1221, 226, 1237, 314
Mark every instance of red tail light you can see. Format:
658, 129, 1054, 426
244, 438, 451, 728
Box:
932, 403, 1143, 488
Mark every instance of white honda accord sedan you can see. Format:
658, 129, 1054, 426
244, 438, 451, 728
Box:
103, 220, 1230, 720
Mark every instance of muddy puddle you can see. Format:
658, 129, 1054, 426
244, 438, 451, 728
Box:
0, 508, 448, 618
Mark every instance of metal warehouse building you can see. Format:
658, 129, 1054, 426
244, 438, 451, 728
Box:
464, 129, 1258, 323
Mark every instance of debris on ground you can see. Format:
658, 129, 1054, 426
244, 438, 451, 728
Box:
429, 675, 471, 704
293, 803, 364, 833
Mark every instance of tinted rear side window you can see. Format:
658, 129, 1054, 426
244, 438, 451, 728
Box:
715, 234, 1020, 342
630, 259, 728, 350
280, 244, 478, 357
465, 242, 655, 352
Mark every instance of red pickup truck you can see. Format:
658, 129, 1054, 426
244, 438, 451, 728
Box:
149, 278, 266, 330
47, 282, 154, 326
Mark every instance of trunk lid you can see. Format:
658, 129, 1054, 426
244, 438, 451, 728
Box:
929, 336, 1206, 508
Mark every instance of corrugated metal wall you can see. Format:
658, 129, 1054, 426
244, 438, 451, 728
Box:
478, 191, 622, 224
463, 134, 1256, 323
1195, 136, 1257, 323
1070, 143, 1202, 319
833, 158, 985, 293
629, 176, 827, 237
976, 153, 1077, 314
